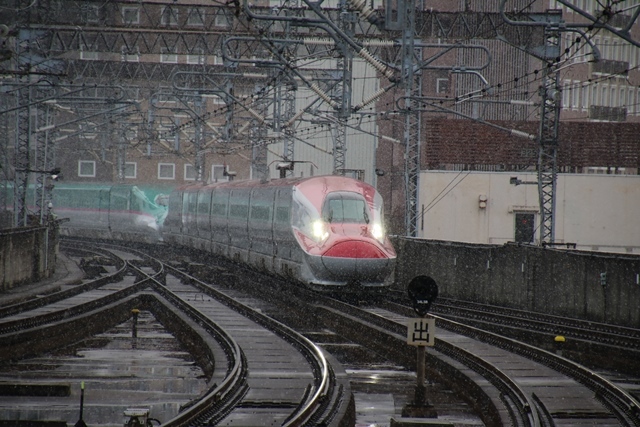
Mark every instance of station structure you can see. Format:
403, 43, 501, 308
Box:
0, 0, 638, 251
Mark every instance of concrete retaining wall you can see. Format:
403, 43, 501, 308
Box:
0, 225, 58, 291
392, 237, 640, 328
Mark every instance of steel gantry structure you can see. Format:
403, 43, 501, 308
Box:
500, 2, 602, 245
4, 0, 630, 238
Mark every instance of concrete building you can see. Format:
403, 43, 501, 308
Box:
417, 170, 640, 254
1, 0, 638, 254
375, 1, 640, 247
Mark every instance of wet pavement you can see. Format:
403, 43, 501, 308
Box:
0, 311, 207, 426
0, 251, 484, 426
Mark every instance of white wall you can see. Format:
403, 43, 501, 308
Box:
266, 58, 380, 185
418, 171, 640, 254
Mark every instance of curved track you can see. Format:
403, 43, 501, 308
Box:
146, 241, 640, 427
0, 240, 350, 427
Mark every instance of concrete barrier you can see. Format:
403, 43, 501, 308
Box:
392, 237, 640, 328
0, 225, 58, 292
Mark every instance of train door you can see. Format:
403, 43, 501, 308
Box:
182, 190, 198, 237
249, 187, 275, 256
97, 188, 109, 225
197, 188, 213, 239
228, 189, 250, 251
211, 187, 229, 253
108, 185, 132, 232
273, 187, 293, 261
165, 190, 184, 234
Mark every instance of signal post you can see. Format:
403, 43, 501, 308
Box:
401, 276, 439, 419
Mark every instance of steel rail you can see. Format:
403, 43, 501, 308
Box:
432, 296, 640, 343
382, 298, 640, 427
0, 265, 146, 336
0, 244, 126, 319
161, 262, 336, 427
125, 262, 249, 427
316, 297, 538, 427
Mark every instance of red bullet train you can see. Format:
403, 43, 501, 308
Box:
162, 175, 396, 292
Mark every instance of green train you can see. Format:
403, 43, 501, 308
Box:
1, 182, 169, 242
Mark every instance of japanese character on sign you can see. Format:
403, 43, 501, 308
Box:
407, 317, 435, 346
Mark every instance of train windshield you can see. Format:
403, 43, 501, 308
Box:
322, 192, 370, 224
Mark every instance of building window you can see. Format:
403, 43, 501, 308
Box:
161, 47, 178, 63
586, 166, 607, 174
78, 161, 96, 178
158, 163, 175, 180
80, 46, 99, 61
562, 80, 571, 109
628, 89, 635, 115
602, 36, 610, 59
622, 43, 630, 66
187, 8, 205, 26
610, 86, 617, 107
581, 85, 589, 110
211, 164, 229, 182
124, 162, 137, 179
572, 81, 579, 109
187, 48, 206, 65
122, 6, 140, 25
514, 213, 535, 244
121, 46, 139, 62
184, 164, 197, 181
161, 6, 178, 26
436, 78, 449, 94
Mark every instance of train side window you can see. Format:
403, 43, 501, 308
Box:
188, 193, 197, 213
250, 205, 270, 222
182, 193, 189, 216
130, 196, 141, 212
275, 206, 290, 224
212, 202, 226, 216
229, 203, 248, 219
111, 194, 128, 211
197, 192, 209, 214
212, 190, 228, 217
168, 193, 182, 218
229, 189, 249, 219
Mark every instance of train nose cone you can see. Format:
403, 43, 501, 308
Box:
321, 241, 392, 281
323, 240, 388, 259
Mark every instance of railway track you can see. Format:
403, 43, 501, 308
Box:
157, 243, 640, 427
0, 240, 350, 426
3, 239, 640, 426
367, 298, 640, 427
422, 295, 640, 375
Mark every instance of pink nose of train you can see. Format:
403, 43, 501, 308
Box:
320, 240, 393, 281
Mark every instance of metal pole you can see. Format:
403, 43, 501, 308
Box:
415, 345, 426, 403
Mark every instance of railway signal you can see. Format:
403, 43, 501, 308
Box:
403, 275, 438, 418
407, 275, 438, 316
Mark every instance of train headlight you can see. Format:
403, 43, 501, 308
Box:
371, 223, 384, 242
312, 220, 329, 243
